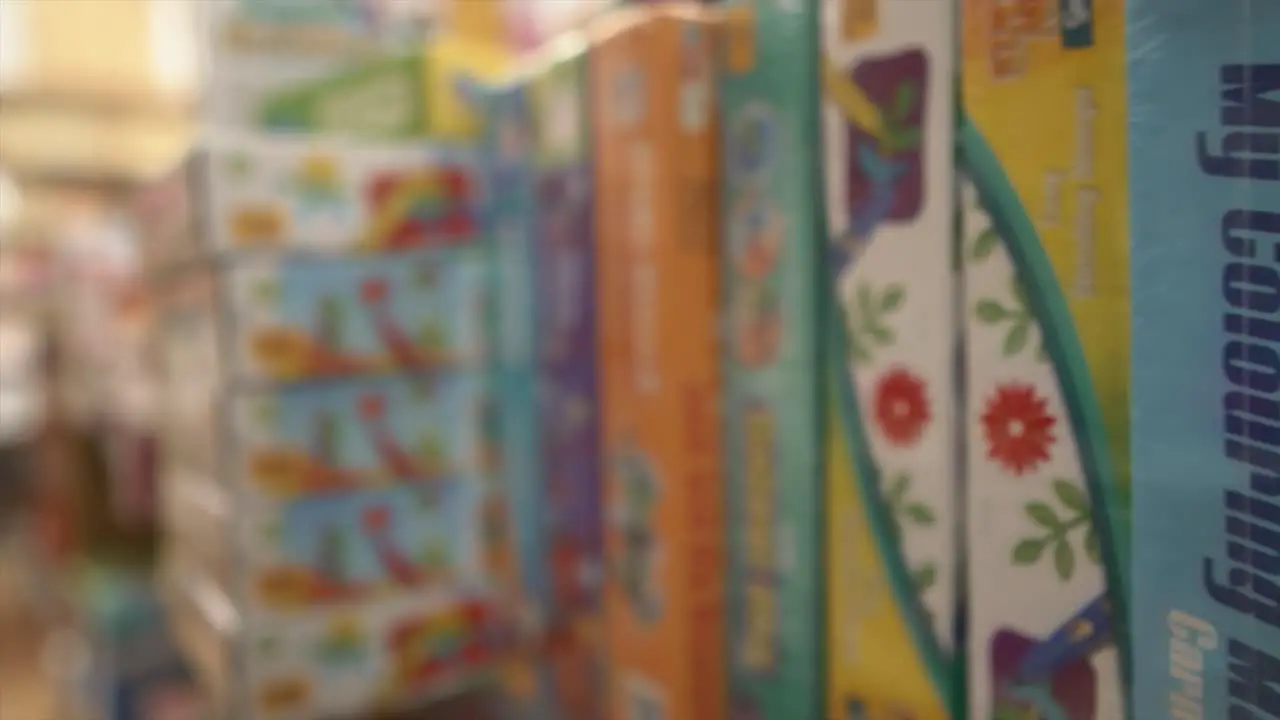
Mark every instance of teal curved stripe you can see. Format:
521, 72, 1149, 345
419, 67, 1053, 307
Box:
958, 117, 1133, 707
826, 306, 951, 702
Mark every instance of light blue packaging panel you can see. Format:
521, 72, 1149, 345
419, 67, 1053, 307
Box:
222, 248, 487, 383
227, 373, 487, 502
1129, 3, 1280, 719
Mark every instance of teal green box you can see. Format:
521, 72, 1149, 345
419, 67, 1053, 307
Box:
718, 1, 825, 719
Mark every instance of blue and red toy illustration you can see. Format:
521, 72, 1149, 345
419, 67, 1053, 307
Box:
990, 594, 1112, 719
824, 49, 929, 271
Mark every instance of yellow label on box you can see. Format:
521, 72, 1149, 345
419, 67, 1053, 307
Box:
425, 35, 511, 140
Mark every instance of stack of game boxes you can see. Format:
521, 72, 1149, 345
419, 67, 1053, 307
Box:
145, 3, 520, 718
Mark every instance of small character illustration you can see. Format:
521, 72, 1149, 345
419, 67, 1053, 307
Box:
361, 505, 425, 587
824, 49, 929, 270
611, 447, 661, 622
990, 595, 1109, 720
732, 281, 782, 368
456, 77, 532, 192
360, 278, 431, 370
730, 108, 776, 180
728, 109, 780, 281
847, 142, 909, 243
362, 168, 476, 250
316, 616, 368, 666
357, 394, 428, 481
317, 522, 349, 585
383, 601, 502, 696
731, 189, 784, 281
311, 408, 341, 470
294, 155, 348, 219
315, 295, 347, 356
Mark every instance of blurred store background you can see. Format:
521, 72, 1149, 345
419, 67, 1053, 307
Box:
0, 3, 606, 718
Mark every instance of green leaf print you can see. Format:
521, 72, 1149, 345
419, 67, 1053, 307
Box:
857, 285, 876, 323
974, 277, 1045, 361
1012, 538, 1046, 564
1054, 540, 1075, 582
974, 299, 1008, 323
905, 503, 936, 526
970, 227, 999, 261
1010, 478, 1100, 582
887, 473, 910, 504
882, 472, 939, 585
1011, 278, 1029, 308
880, 285, 906, 313
848, 332, 872, 364
884, 127, 922, 154
865, 323, 895, 344
1003, 321, 1030, 356
912, 562, 938, 593
846, 282, 907, 366
1053, 478, 1088, 512
1025, 501, 1060, 530
892, 81, 918, 123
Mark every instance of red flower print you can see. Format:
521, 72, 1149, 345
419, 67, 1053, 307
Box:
873, 368, 931, 447
363, 505, 390, 531
981, 383, 1057, 476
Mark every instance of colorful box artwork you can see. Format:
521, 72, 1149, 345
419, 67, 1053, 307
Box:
227, 375, 488, 502
204, 134, 480, 255
221, 251, 486, 382
718, 0, 826, 719
821, 0, 959, 717
592, 7, 726, 720
961, 0, 1132, 718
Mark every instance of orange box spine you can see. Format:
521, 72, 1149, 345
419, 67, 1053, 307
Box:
591, 9, 725, 720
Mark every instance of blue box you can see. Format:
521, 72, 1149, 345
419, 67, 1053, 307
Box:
1129, 3, 1280, 720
